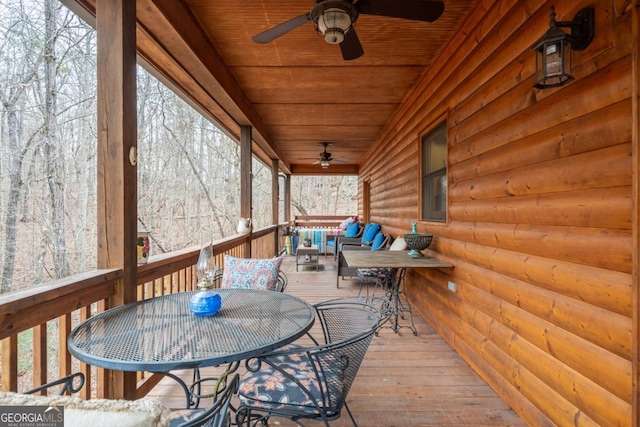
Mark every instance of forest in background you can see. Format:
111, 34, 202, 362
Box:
0, 0, 357, 294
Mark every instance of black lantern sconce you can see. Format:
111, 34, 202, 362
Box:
532, 6, 594, 89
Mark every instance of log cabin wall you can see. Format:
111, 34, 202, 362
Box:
359, 1, 636, 426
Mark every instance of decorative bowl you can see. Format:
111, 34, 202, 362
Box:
403, 233, 433, 258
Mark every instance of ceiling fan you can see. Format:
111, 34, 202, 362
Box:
312, 142, 347, 168
252, 0, 445, 60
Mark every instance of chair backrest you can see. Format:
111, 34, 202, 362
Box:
310, 300, 385, 415
313, 300, 384, 347
274, 271, 287, 292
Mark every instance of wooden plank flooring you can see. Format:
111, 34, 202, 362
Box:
147, 255, 526, 426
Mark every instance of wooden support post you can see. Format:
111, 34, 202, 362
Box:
96, 0, 137, 400
284, 174, 291, 224
272, 159, 279, 255
241, 126, 252, 257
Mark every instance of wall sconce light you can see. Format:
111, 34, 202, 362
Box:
532, 6, 594, 89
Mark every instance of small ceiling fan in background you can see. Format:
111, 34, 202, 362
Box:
252, 0, 445, 60
312, 142, 349, 168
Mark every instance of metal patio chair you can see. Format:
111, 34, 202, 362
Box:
235, 300, 385, 427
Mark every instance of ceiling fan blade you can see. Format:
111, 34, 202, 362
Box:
358, 0, 444, 22
340, 29, 364, 60
252, 14, 311, 43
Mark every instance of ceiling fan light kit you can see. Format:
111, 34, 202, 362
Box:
315, 142, 335, 168
311, 1, 358, 45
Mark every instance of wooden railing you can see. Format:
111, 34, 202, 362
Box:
0, 225, 281, 399
292, 215, 348, 228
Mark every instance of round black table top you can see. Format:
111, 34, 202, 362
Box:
68, 289, 315, 372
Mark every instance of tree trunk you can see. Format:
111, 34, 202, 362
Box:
1, 108, 23, 294
43, 0, 69, 278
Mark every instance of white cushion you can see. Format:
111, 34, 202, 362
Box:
389, 236, 408, 251
0, 391, 171, 427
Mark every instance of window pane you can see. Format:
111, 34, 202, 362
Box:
421, 122, 447, 222
423, 171, 446, 221
429, 129, 447, 172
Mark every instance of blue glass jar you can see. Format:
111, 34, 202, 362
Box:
189, 286, 222, 316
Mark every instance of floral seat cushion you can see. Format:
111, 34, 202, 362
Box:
237, 348, 342, 414
221, 255, 283, 291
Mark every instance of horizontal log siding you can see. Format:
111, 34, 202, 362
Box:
360, 0, 635, 425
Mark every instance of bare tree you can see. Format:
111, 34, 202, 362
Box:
0, 1, 45, 293
0, 0, 95, 291
42, 0, 70, 278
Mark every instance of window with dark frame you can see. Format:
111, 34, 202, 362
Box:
421, 122, 447, 222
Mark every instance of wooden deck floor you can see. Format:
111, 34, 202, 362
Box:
147, 255, 526, 426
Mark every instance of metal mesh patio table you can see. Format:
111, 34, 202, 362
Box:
68, 289, 315, 373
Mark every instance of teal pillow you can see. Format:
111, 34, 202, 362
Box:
344, 222, 360, 238
370, 232, 386, 250
362, 223, 381, 244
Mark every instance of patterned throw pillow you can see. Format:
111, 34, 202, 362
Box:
221, 255, 283, 291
